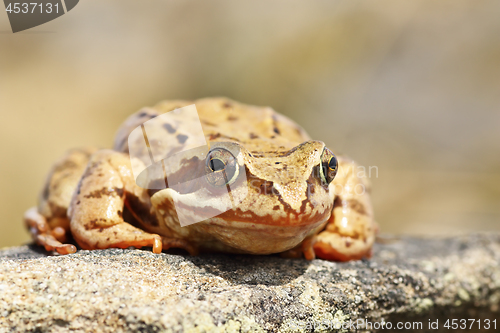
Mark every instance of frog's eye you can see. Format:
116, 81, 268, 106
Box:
205, 148, 239, 187
319, 147, 338, 185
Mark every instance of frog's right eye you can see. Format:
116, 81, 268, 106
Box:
319, 147, 338, 185
205, 148, 239, 187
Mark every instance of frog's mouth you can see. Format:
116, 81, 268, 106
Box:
152, 168, 334, 229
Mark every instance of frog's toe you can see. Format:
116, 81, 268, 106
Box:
301, 235, 316, 260
51, 226, 68, 243
25, 207, 77, 255
55, 243, 78, 254
37, 233, 77, 254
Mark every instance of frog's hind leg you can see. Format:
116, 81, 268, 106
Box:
24, 147, 98, 254
24, 207, 77, 254
68, 150, 162, 254
313, 157, 378, 262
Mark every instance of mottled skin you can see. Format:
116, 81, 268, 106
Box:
25, 98, 377, 261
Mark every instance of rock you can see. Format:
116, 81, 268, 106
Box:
0, 233, 499, 332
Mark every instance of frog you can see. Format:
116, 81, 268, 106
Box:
24, 97, 377, 261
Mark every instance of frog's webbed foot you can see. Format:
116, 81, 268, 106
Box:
162, 238, 198, 256
279, 235, 316, 260
24, 207, 77, 255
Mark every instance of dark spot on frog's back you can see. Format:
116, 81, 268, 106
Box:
227, 115, 238, 121
249, 133, 259, 139
208, 133, 221, 140
271, 115, 280, 135
176, 134, 188, 144
222, 102, 232, 108
201, 120, 216, 127
138, 110, 157, 119
163, 123, 176, 134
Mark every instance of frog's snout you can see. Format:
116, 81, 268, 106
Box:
242, 140, 334, 213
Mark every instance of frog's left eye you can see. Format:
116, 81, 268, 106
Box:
205, 148, 239, 187
319, 147, 338, 185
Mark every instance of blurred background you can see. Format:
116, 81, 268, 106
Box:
0, 0, 499, 248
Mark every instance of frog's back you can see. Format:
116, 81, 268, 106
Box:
114, 97, 311, 156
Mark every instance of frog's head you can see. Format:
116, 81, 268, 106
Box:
151, 140, 339, 255
237, 140, 337, 221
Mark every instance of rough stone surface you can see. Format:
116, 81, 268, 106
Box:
0, 233, 499, 332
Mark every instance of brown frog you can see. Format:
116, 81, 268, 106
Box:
24, 98, 376, 261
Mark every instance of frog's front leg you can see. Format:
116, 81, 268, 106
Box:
313, 157, 377, 261
68, 150, 162, 253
